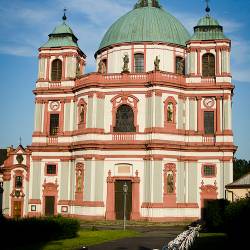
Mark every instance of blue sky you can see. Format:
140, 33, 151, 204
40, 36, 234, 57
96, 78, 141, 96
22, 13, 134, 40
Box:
0, 0, 249, 160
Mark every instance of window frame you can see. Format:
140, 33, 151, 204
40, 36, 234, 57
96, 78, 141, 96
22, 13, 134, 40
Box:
202, 53, 215, 77
134, 53, 144, 73
51, 59, 62, 81
15, 176, 23, 189
204, 111, 215, 135
45, 163, 58, 176
113, 104, 136, 133
202, 164, 217, 178
49, 113, 60, 136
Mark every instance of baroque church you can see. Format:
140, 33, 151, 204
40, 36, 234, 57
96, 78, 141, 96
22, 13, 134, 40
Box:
0, 0, 236, 221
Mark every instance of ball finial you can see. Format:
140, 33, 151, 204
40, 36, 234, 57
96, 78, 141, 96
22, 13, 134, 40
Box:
63, 8, 67, 21
205, 0, 210, 13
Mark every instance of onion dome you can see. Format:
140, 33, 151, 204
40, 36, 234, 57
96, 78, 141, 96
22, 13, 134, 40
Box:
41, 12, 79, 48
97, 0, 190, 53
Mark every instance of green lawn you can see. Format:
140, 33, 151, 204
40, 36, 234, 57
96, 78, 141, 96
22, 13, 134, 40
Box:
14, 230, 140, 250
191, 233, 231, 250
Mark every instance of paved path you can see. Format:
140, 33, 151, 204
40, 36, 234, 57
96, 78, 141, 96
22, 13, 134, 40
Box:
87, 226, 183, 250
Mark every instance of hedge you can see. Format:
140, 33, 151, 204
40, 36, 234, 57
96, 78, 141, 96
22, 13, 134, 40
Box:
0, 216, 80, 247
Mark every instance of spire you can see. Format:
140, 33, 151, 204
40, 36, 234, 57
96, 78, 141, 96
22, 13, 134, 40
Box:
205, 0, 211, 15
19, 136, 22, 146
62, 8, 67, 21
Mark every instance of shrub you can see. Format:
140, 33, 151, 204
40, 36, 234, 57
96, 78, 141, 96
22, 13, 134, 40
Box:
0, 216, 80, 247
204, 199, 230, 232
224, 197, 250, 246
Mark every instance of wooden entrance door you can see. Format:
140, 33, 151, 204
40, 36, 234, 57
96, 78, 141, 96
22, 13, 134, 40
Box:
115, 181, 132, 220
13, 201, 22, 218
45, 196, 55, 216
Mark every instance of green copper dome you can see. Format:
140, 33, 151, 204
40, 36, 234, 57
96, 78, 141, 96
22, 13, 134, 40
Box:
97, 0, 190, 53
190, 15, 227, 41
41, 20, 79, 48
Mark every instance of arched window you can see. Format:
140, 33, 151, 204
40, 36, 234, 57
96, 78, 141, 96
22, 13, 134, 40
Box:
15, 176, 23, 188
134, 53, 144, 73
114, 104, 136, 132
176, 57, 185, 75
51, 59, 62, 81
202, 53, 215, 77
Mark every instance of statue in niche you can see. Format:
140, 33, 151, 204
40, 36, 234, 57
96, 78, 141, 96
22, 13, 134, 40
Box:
76, 58, 81, 77
167, 172, 174, 193
122, 54, 130, 73
80, 106, 85, 123
77, 170, 82, 192
154, 56, 160, 71
176, 57, 185, 75
167, 102, 173, 122
98, 60, 103, 73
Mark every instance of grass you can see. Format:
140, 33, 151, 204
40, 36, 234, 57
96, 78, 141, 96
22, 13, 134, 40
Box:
191, 233, 231, 250
11, 229, 140, 250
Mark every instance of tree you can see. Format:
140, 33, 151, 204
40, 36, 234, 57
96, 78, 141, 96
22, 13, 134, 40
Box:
233, 159, 250, 181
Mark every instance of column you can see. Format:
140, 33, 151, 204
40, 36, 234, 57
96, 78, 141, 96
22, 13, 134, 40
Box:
105, 171, 115, 220
197, 97, 202, 132
216, 96, 221, 133
131, 171, 140, 220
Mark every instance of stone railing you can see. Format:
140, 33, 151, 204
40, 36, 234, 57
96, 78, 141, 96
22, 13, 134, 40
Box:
162, 225, 201, 250
202, 135, 216, 144
112, 133, 136, 141
76, 71, 184, 86
47, 136, 58, 144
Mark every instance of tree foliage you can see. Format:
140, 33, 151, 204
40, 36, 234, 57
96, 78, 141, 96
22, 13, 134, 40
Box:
233, 159, 250, 181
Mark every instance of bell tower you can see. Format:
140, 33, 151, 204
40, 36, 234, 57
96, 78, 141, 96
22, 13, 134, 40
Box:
186, 2, 231, 81
33, 11, 86, 140
37, 10, 86, 88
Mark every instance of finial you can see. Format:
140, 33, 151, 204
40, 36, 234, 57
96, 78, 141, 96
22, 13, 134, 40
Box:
19, 136, 22, 146
62, 8, 67, 21
205, 0, 211, 14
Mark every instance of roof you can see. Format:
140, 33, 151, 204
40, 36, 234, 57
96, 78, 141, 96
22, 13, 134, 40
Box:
190, 15, 227, 41
97, 0, 190, 53
0, 149, 7, 165
226, 172, 250, 188
41, 21, 79, 48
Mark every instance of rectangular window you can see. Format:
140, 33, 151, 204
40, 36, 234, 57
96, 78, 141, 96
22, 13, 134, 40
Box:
15, 176, 23, 188
203, 165, 216, 177
204, 111, 214, 134
50, 114, 59, 136
134, 54, 144, 73
46, 164, 56, 175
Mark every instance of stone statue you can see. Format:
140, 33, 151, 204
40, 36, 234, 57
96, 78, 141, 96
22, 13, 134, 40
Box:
122, 54, 130, 73
176, 58, 184, 74
80, 106, 84, 123
167, 103, 173, 122
98, 60, 103, 73
167, 172, 174, 193
77, 170, 82, 192
154, 56, 160, 71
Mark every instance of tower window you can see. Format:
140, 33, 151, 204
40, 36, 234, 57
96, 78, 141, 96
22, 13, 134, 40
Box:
134, 54, 144, 73
204, 111, 214, 134
46, 164, 57, 175
50, 114, 59, 136
51, 59, 62, 81
15, 176, 23, 188
114, 104, 136, 132
176, 57, 185, 75
202, 53, 215, 77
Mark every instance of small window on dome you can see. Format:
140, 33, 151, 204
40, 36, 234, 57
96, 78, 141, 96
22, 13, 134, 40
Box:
51, 59, 62, 81
134, 53, 144, 73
